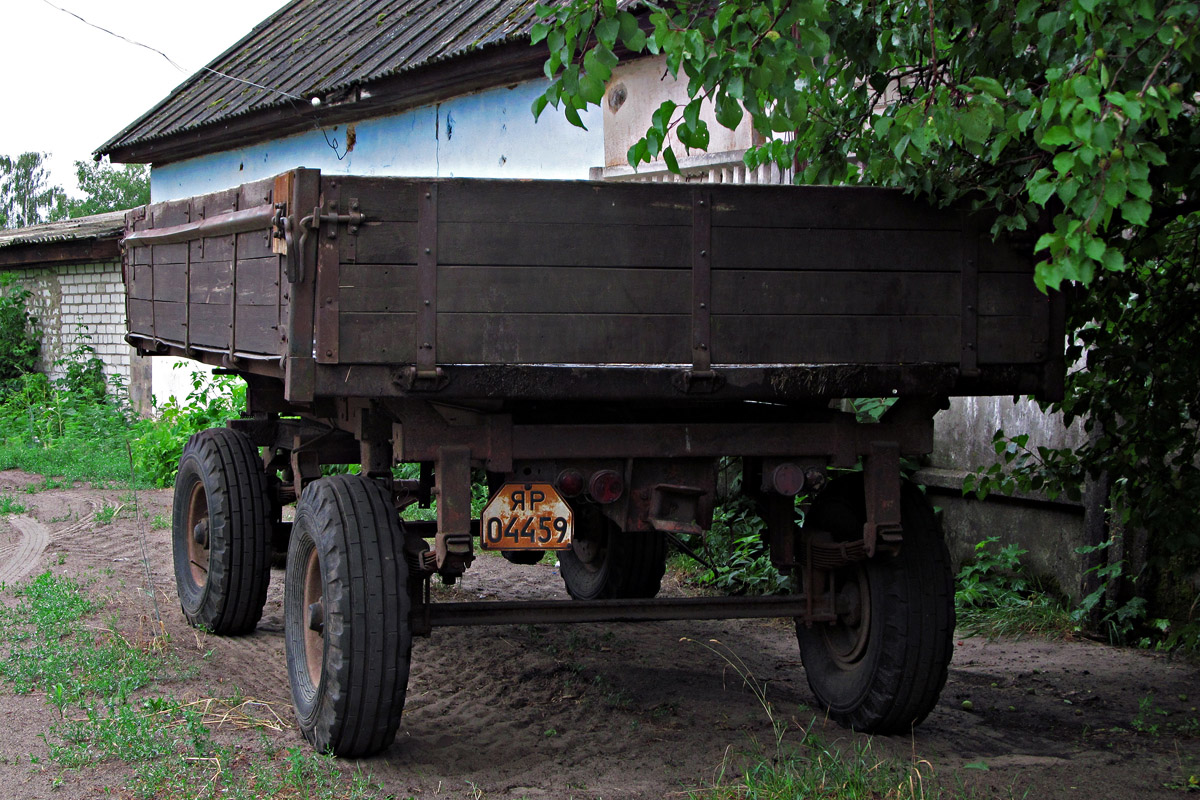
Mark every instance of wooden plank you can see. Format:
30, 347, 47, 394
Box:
189, 261, 234, 305
436, 179, 694, 227
711, 315, 961, 364
149, 300, 186, 344
233, 304, 283, 355
438, 313, 690, 364
339, 265, 690, 315
338, 264, 417, 312
709, 184, 964, 231
188, 303, 233, 348
712, 270, 960, 316
979, 272, 1040, 317
235, 256, 282, 306
127, 263, 154, 301
711, 228, 965, 272
127, 298, 154, 338
438, 222, 691, 268
353, 221, 419, 265
338, 312, 416, 363
151, 263, 188, 303
336, 177, 421, 222
979, 237, 1037, 273
440, 266, 689, 314
978, 317, 1040, 364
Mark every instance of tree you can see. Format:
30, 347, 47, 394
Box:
535, 1, 1200, 640
0, 152, 65, 229
55, 160, 150, 219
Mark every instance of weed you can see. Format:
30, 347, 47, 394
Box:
94, 503, 119, 525
683, 638, 943, 799
1132, 694, 1169, 736
0, 572, 379, 799
0, 493, 26, 515
149, 513, 170, 530
955, 537, 1073, 639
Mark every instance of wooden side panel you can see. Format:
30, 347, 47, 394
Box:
330, 178, 1048, 369
124, 176, 284, 361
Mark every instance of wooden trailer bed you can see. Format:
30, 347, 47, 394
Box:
123, 169, 1063, 406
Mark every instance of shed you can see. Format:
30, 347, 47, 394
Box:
0, 212, 152, 414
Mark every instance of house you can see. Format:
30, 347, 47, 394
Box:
96, 0, 1093, 596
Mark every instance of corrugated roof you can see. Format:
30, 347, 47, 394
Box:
0, 211, 125, 250
97, 0, 543, 157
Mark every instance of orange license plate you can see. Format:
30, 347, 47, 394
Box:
480, 483, 574, 550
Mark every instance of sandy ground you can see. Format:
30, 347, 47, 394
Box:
0, 470, 1197, 799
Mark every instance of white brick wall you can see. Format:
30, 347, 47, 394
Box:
7, 260, 135, 385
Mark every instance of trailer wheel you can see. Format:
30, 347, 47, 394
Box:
796, 477, 954, 733
172, 428, 272, 635
559, 508, 666, 600
285, 475, 411, 757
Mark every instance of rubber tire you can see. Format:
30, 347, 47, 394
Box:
172, 427, 272, 635
284, 475, 411, 757
796, 476, 955, 734
559, 507, 666, 600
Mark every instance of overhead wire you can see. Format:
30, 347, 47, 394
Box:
40, 0, 350, 157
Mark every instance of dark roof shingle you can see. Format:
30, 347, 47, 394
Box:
97, 0, 542, 160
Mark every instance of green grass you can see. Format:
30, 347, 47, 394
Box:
0, 571, 381, 799
0, 493, 26, 515
954, 537, 1074, 640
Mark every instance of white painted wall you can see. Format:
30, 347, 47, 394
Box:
151, 80, 604, 201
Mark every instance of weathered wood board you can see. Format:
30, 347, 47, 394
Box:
123, 170, 1063, 404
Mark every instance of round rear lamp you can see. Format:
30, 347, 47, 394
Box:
556, 468, 585, 497
588, 470, 624, 504
769, 463, 806, 496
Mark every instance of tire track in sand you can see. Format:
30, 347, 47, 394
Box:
0, 516, 50, 585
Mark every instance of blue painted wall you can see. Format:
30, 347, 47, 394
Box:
151, 80, 602, 201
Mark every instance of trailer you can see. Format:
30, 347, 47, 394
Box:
122, 169, 1064, 756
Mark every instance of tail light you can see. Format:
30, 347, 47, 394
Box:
588, 470, 624, 504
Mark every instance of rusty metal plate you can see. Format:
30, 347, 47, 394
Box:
480, 483, 573, 550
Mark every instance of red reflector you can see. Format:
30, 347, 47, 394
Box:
588, 470, 624, 504
556, 469, 585, 497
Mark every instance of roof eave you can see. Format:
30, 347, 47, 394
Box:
101, 38, 547, 167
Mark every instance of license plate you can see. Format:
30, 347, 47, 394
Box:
480, 483, 574, 550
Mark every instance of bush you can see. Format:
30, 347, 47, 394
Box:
130, 366, 246, 487
0, 274, 39, 385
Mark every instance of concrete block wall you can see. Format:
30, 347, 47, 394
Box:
5, 261, 151, 413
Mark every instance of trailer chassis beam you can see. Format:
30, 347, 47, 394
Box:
410, 594, 832, 635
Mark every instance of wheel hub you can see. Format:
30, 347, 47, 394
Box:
185, 483, 211, 587
302, 548, 324, 688
821, 564, 871, 668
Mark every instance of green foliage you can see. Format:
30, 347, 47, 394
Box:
0, 494, 26, 515
0, 572, 381, 799
55, 159, 150, 219
130, 366, 246, 488
536, 0, 1200, 290
0, 151, 64, 229
0, 275, 40, 384
955, 537, 1073, 639
673, 492, 792, 595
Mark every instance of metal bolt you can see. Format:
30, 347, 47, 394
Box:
325, 297, 333, 305
700, 303, 707, 309
700, 250, 707, 257
425, 247, 431, 254
326, 349, 333, 357
424, 300, 431, 306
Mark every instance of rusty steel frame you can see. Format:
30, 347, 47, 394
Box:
413, 594, 832, 633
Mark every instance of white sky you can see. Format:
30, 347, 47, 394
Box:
3, 0, 288, 196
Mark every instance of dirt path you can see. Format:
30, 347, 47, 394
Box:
0, 473, 1197, 799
